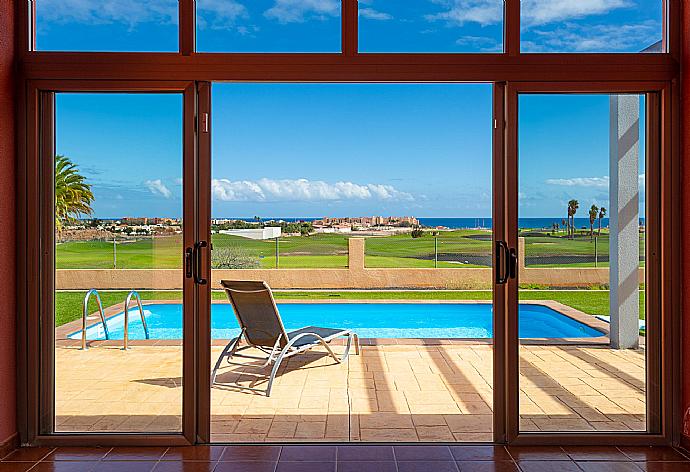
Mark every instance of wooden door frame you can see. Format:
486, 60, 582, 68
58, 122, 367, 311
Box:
13, 0, 683, 448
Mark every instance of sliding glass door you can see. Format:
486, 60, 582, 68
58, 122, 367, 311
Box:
31, 81, 669, 445
201, 82, 500, 443
33, 83, 198, 441
504, 85, 665, 441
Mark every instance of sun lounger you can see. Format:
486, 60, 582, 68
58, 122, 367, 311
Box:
211, 280, 359, 396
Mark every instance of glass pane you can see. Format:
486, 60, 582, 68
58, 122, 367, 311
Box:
521, 0, 664, 53
359, 0, 504, 52
54, 93, 184, 433
518, 94, 647, 433
209, 83, 494, 443
196, 0, 341, 52
35, 0, 179, 52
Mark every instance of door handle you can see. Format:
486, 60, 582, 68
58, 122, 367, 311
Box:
496, 241, 509, 284
193, 241, 208, 285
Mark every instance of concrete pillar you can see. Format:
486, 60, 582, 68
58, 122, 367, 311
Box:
609, 95, 640, 349
348, 238, 365, 271
518, 237, 526, 274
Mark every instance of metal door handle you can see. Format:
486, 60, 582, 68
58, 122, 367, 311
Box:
193, 241, 208, 285
496, 241, 509, 284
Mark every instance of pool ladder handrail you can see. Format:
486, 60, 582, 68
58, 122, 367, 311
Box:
81, 289, 110, 350
123, 290, 150, 350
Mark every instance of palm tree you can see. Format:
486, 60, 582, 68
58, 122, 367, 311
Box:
589, 204, 599, 239
55, 154, 94, 232
567, 199, 579, 239
598, 207, 607, 236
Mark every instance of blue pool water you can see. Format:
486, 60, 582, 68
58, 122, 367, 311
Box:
69, 303, 604, 340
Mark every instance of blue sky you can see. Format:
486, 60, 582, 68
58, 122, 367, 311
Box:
55, 88, 645, 219
36, 0, 662, 53
46, 1, 652, 219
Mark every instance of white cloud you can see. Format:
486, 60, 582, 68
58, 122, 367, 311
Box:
546, 176, 609, 188
39, 0, 250, 30
522, 0, 630, 27
37, 0, 178, 26
145, 179, 172, 198
359, 8, 393, 21
426, 0, 502, 26
264, 0, 339, 24
426, 0, 631, 27
455, 35, 502, 51
196, 0, 249, 30
524, 21, 660, 52
545, 175, 646, 188
212, 178, 413, 202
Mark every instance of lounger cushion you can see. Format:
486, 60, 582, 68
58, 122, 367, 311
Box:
287, 326, 350, 347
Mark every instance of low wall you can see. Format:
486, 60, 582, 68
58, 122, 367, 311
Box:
54, 267, 645, 291
55, 238, 644, 290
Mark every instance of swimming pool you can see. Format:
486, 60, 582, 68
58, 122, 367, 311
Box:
68, 302, 604, 340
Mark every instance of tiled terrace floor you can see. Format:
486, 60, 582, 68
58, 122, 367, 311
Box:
55, 342, 646, 440
2, 445, 690, 472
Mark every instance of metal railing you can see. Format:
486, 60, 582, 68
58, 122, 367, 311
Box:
81, 288, 110, 350
123, 290, 150, 350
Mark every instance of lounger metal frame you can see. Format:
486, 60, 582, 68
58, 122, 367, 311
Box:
211, 284, 360, 396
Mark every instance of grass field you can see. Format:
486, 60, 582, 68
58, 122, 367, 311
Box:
55, 289, 646, 328
56, 229, 644, 269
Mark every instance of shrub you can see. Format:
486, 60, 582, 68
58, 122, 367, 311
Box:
212, 246, 260, 269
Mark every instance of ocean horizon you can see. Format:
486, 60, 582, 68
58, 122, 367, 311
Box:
210, 217, 645, 230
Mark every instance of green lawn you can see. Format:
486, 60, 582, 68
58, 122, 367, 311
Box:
55, 289, 646, 328
55, 229, 646, 270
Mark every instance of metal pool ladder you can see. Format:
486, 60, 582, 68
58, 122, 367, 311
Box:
123, 290, 150, 350
81, 289, 110, 350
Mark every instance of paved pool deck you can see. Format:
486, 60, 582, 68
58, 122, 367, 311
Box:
55, 342, 646, 441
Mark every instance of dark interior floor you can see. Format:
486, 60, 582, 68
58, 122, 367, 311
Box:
1, 445, 690, 471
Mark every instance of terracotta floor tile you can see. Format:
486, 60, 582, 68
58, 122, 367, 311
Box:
397, 461, 459, 472
94, 461, 159, 472
161, 446, 225, 462
337, 462, 397, 472
43, 448, 111, 462
394, 446, 453, 461
618, 447, 689, 462
506, 447, 569, 461
455, 462, 519, 472
152, 463, 218, 472
449, 446, 512, 462
220, 446, 281, 462
0, 464, 35, 472
275, 462, 335, 472
576, 462, 643, 472
337, 446, 394, 461
279, 446, 336, 462
1, 448, 54, 462
518, 461, 583, 472
213, 462, 278, 472
103, 447, 167, 461
565, 447, 630, 462
28, 463, 100, 472
635, 463, 690, 471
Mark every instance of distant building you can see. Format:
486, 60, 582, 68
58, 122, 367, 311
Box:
219, 226, 282, 240
312, 215, 419, 229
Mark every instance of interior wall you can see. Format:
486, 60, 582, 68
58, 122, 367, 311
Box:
0, 0, 17, 448
682, 0, 690, 447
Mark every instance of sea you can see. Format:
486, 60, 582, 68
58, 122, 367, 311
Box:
225, 217, 645, 230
